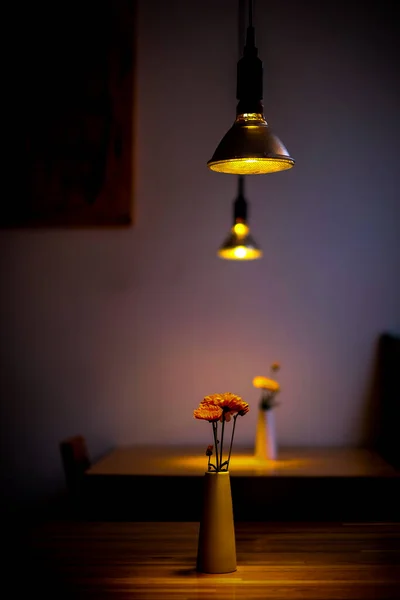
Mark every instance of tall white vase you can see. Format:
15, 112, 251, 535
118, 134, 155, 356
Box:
255, 407, 277, 460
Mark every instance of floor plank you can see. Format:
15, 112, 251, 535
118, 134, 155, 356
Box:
15, 521, 400, 599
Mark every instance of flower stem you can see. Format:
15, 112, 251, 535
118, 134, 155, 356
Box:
226, 414, 238, 470
212, 422, 219, 471
220, 416, 225, 469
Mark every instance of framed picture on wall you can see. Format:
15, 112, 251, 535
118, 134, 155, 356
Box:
4, 0, 136, 228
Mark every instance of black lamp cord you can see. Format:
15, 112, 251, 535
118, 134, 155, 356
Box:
238, 0, 254, 57
235, 0, 255, 224
234, 176, 248, 223
238, 0, 244, 58
236, 0, 262, 114
237, 2, 245, 213
249, 0, 253, 28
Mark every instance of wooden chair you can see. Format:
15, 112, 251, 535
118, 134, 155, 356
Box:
60, 435, 91, 496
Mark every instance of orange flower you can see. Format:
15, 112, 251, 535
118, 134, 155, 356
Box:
193, 400, 223, 421
253, 376, 280, 392
218, 392, 250, 422
202, 393, 223, 405
238, 403, 250, 416
194, 392, 249, 472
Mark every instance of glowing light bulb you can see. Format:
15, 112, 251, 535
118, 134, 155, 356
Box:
234, 246, 247, 259
233, 222, 249, 237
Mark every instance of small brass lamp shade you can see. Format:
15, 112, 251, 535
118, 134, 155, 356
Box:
218, 176, 262, 261
218, 226, 262, 260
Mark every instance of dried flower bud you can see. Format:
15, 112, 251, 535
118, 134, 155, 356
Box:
206, 445, 213, 456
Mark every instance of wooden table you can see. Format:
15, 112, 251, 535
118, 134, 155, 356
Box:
86, 445, 397, 476
82, 446, 400, 521
19, 520, 400, 599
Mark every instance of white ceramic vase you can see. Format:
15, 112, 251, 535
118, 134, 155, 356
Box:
255, 407, 277, 460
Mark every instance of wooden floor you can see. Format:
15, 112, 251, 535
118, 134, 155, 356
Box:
16, 521, 400, 599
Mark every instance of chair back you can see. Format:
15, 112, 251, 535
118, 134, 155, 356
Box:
60, 435, 91, 494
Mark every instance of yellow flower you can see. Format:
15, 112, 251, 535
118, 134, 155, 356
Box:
252, 376, 280, 392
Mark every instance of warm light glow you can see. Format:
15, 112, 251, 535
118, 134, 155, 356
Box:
234, 247, 247, 258
209, 157, 294, 175
172, 453, 307, 473
233, 222, 249, 236
218, 246, 262, 260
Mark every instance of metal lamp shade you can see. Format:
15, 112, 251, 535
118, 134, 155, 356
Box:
218, 228, 262, 260
208, 114, 295, 175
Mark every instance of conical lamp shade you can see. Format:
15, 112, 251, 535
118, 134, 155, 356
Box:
218, 222, 262, 261
208, 113, 294, 175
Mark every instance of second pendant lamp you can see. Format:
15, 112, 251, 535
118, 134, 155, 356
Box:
218, 176, 262, 261
208, 0, 294, 175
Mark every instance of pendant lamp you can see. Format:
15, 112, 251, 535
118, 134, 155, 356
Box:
218, 176, 262, 260
208, 0, 294, 175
